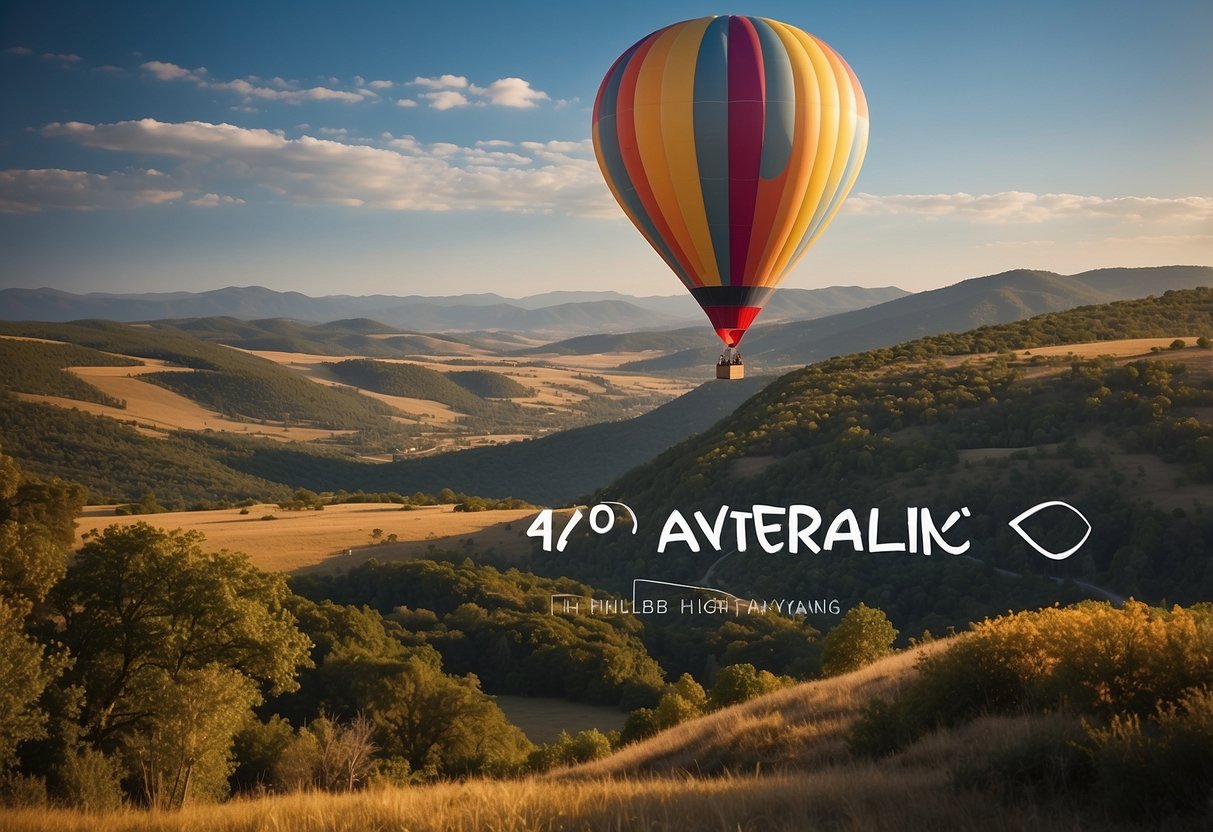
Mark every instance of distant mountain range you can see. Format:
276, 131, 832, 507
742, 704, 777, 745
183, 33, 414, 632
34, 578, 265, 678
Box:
0, 284, 906, 337
623, 266, 1213, 372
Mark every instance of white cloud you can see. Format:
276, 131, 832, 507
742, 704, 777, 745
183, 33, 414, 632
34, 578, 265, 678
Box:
845, 191, 1213, 224
410, 74, 469, 89
42, 52, 82, 63
137, 61, 551, 111
5, 46, 33, 56
93, 65, 125, 74
140, 60, 365, 104
481, 77, 549, 108
411, 73, 551, 110
0, 168, 184, 213
208, 77, 364, 103
141, 60, 197, 81
421, 91, 469, 111
28, 118, 615, 216
189, 193, 245, 207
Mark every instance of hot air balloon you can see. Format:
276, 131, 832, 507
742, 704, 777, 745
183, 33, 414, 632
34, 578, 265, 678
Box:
592, 15, 868, 378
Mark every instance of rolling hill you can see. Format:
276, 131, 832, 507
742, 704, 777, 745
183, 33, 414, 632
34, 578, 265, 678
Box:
200, 374, 774, 504
623, 265, 1213, 372
168, 316, 489, 357
551, 288, 1213, 638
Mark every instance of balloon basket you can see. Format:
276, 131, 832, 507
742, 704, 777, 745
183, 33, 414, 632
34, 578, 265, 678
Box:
716, 361, 745, 380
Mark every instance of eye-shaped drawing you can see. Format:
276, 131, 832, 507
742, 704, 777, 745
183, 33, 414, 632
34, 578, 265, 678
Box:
1008, 501, 1092, 561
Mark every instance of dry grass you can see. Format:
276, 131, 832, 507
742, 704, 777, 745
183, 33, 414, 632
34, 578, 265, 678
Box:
75, 503, 539, 573
565, 641, 950, 779
1015, 336, 1199, 360
0, 768, 1112, 832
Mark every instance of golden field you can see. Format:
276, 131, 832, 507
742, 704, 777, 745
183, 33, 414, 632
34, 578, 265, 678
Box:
76, 503, 541, 573
0, 770, 1109, 832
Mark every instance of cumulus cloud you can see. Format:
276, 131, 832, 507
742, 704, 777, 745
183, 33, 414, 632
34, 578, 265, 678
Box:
411, 74, 469, 89
395, 98, 418, 108
5, 46, 33, 56
480, 77, 549, 108
189, 193, 245, 207
410, 73, 551, 109
845, 191, 1213, 224
21, 118, 614, 216
139, 60, 367, 104
42, 52, 82, 63
420, 90, 469, 110
0, 168, 184, 213
368, 79, 394, 90
141, 59, 198, 81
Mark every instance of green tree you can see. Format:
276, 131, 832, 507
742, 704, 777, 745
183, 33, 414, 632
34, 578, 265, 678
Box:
365, 648, 530, 776
122, 665, 258, 808
820, 604, 898, 678
709, 663, 786, 709
653, 674, 707, 729
0, 449, 84, 617
0, 602, 61, 770
0, 449, 83, 771
56, 523, 312, 745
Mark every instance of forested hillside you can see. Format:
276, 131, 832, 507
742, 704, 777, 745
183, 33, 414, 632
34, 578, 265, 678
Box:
0, 321, 396, 429
552, 288, 1213, 636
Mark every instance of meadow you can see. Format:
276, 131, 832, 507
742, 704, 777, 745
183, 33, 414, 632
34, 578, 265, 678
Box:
75, 502, 541, 573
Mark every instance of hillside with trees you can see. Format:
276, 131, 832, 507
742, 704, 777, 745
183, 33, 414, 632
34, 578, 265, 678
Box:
551, 288, 1213, 637
0, 339, 139, 407
0, 321, 396, 430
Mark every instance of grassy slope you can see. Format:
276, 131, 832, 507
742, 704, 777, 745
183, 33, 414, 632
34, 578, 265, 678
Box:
3, 643, 1122, 832
565, 641, 949, 778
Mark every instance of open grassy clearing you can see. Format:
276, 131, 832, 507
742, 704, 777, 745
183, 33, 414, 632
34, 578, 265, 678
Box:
75, 503, 540, 573
493, 696, 628, 745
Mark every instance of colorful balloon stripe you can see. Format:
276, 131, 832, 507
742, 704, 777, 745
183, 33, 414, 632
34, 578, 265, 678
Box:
592, 15, 868, 346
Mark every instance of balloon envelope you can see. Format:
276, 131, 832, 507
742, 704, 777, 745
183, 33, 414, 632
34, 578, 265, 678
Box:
592, 16, 868, 347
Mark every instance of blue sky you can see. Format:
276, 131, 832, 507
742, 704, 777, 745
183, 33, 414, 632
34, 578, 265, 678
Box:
1, 0, 1210, 298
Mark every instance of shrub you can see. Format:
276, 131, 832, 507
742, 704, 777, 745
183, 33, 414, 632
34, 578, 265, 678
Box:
1088, 686, 1213, 818
952, 716, 1091, 802
820, 604, 898, 677
620, 707, 659, 744
709, 663, 786, 709
56, 747, 124, 810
